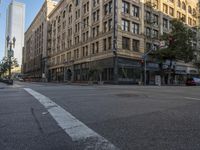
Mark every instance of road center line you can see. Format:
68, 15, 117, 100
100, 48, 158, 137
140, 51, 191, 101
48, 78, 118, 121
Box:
184, 97, 200, 101
24, 88, 119, 150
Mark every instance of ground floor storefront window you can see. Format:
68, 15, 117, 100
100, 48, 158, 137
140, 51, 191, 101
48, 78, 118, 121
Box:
102, 68, 114, 81
49, 67, 64, 82
118, 67, 141, 84
118, 58, 142, 84
72, 59, 114, 83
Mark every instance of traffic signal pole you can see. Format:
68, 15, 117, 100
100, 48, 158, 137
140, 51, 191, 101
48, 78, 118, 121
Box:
142, 48, 154, 85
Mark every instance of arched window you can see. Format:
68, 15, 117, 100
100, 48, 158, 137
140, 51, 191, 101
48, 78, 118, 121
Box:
53, 20, 56, 27
75, 0, 80, 6
188, 6, 192, 14
182, 2, 186, 10
63, 11, 66, 18
58, 16, 61, 23
178, 0, 181, 8
69, 4, 72, 13
193, 9, 196, 15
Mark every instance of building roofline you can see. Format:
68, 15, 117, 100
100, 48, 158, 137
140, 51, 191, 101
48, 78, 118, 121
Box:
25, 0, 58, 34
48, 0, 65, 18
11, 0, 25, 7
25, 2, 46, 34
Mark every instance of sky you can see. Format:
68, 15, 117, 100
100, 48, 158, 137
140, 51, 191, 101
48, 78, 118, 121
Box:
0, 0, 45, 60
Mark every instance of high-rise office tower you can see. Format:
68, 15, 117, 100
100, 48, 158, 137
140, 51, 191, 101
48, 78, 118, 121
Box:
5, 0, 25, 66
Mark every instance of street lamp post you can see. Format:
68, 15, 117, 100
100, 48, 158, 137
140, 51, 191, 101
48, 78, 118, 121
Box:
6, 36, 16, 80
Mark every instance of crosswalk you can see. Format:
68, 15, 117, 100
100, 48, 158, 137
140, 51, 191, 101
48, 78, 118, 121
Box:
24, 88, 119, 150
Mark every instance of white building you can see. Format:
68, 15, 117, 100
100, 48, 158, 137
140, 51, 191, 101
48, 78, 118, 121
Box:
5, 0, 25, 66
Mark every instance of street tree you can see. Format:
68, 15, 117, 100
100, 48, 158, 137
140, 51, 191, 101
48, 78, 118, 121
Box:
194, 59, 200, 74
152, 19, 196, 84
0, 57, 18, 77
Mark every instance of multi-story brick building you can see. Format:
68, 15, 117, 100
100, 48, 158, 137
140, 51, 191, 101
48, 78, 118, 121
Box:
23, 0, 57, 80
23, 0, 200, 84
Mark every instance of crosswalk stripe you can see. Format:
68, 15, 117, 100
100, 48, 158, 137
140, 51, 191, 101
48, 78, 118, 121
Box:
184, 97, 200, 101
24, 88, 119, 150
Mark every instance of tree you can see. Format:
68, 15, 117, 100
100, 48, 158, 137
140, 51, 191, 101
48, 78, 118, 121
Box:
0, 58, 9, 77
194, 58, 200, 74
0, 57, 18, 77
152, 19, 196, 84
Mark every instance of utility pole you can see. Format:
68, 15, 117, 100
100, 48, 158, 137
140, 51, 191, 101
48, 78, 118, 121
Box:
6, 36, 15, 81
113, 0, 118, 84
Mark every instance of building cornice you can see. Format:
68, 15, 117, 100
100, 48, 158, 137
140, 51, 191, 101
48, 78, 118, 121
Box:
48, 0, 65, 18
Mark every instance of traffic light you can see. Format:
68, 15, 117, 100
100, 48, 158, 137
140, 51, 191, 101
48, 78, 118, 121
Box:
140, 59, 144, 65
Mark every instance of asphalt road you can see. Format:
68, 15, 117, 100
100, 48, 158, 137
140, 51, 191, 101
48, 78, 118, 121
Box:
1, 81, 200, 150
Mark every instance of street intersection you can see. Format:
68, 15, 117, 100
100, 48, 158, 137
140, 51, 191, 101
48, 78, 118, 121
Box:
1, 82, 200, 150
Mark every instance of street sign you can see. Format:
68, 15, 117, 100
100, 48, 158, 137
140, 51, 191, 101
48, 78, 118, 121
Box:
159, 41, 168, 49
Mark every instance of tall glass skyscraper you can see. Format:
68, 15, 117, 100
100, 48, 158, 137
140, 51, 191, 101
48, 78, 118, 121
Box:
5, 0, 25, 66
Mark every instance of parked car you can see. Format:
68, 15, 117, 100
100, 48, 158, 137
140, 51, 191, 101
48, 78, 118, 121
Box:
18, 78, 24, 82
186, 77, 200, 86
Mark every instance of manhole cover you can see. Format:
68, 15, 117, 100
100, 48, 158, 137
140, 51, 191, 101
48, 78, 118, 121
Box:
116, 93, 140, 97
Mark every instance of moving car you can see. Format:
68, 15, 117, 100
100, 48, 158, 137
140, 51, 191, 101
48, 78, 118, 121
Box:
186, 77, 200, 86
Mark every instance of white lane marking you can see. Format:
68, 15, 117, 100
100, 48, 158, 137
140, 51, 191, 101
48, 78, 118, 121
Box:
24, 88, 119, 150
184, 97, 200, 101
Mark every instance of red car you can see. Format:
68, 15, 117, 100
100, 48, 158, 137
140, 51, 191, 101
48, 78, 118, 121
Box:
186, 78, 198, 86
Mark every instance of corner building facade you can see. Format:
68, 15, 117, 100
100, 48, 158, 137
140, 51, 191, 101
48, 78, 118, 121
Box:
48, 0, 115, 82
47, 0, 200, 83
